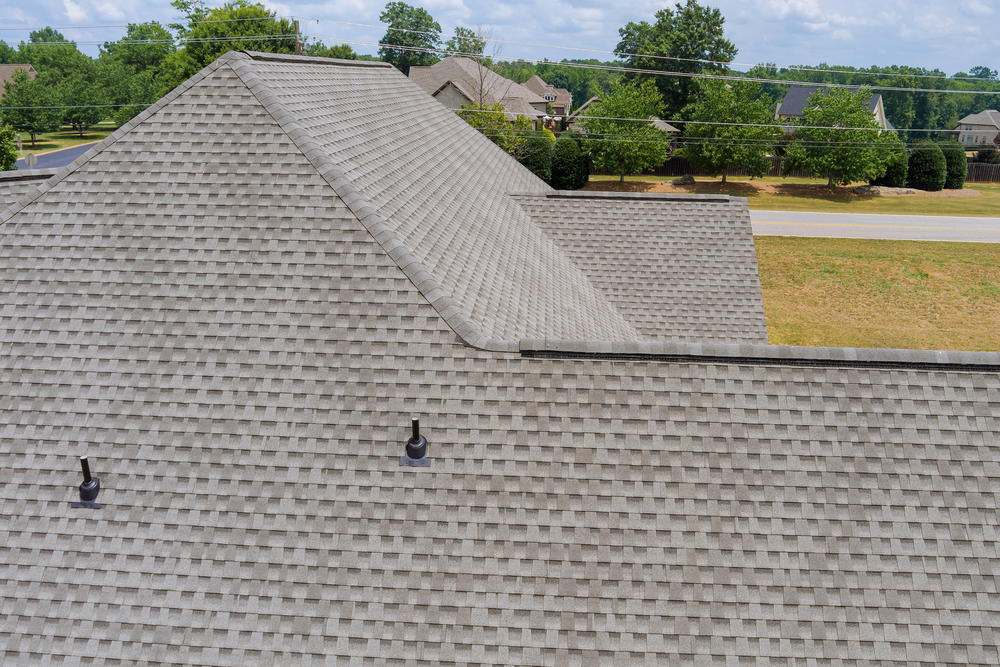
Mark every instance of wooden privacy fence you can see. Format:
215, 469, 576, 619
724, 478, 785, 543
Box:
591, 156, 1000, 183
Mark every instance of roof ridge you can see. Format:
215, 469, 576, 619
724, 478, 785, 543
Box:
226, 56, 519, 353
0, 52, 243, 226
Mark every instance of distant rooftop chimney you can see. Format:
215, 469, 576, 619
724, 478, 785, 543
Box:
72, 456, 101, 508
400, 417, 430, 467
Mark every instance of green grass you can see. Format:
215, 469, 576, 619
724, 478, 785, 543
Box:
17, 122, 118, 155
587, 175, 1000, 218
755, 236, 1000, 351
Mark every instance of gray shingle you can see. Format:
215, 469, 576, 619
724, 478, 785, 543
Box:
2, 52, 1000, 667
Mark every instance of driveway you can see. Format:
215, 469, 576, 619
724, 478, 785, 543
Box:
16, 142, 99, 170
751, 210, 1000, 243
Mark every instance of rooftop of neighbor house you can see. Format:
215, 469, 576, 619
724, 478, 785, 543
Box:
776, 85, 883, 116
2, 50, 1000, 667
956, 109, 1000, 128
409, 56, 545, 118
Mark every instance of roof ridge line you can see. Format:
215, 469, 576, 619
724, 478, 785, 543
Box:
226, 57, 519, 354
520, 338, 1000, 369
0, 52, 244, 226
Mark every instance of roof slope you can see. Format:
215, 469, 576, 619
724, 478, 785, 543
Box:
2, 52, 1000, 667
0, 168, 58, 207
957, 109, 1000, 128
241, 53, 639, 345
512, 191, 768, 343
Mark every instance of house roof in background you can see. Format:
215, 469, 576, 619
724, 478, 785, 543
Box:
522, 74, 573, 108
3, 51, 1000, 667
957, 109, 1000, 129
0, 62, 36, 88
410, 57, 545, 118
777, 85, 882, 117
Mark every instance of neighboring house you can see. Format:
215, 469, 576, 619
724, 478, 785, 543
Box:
954, 110, 1000, 147
521, 74, 572, 116
567, 95, 678, 141
409, 56, 546, 120
776, 85, 893, 131
4, 51, 1000, 667
0, 63, 37, 100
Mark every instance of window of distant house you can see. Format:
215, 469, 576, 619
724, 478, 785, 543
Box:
544, 94, 553, 101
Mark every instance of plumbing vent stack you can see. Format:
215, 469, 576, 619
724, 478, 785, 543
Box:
401, 417, 430, 467
72, 456, 101, 508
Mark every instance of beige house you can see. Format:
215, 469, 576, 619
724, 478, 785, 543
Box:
0, 63, 37, 100
955, 110, 1000, 147
409, 57, 546, 121
776, 85, 893, 131
520, 74, 572, 116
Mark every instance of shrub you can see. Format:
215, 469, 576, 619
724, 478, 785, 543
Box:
938, 141, 967, 189
518, 134, 553, 184
974, 147, 1000, 164
906, 143, 946, 192
870, 146, 908, 188
551, 135, 584, 189
0, 123, 16, 171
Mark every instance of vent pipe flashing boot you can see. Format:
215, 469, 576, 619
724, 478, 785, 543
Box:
72, 456, 101, 508
400, 417, 430, 467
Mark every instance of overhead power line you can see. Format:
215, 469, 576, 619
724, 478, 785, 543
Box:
5, 16, 998, 82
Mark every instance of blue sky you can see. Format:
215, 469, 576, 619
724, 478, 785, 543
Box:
1, 0, 997, 76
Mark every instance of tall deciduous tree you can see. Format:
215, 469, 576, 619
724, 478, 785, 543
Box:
616, 0, 736, 119
456, 102, 532, 160
683, 79, 780, 182
445, 27, 485, 56
580, 78, 671, 182
782, 87, 900, 187
0, 69, 60, 147
307, 42, 358, 60
378, 2, 441, 75
159, 0, 296, 95
103, 22, 176, 75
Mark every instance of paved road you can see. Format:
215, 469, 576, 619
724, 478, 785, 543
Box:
750, 210, 1000, 243
16, 142, 99, 170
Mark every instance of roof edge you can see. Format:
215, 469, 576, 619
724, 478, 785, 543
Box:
519, 338, 1000, 370
240, 50, 393, 68
1, 52, 244, 226
509, 190, 737, 203
226, 56, 518, 354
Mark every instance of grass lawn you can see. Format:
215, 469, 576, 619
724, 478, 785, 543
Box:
17, 122, 118, 155
756, 236, 1000, 351
586, 175, 1000, 218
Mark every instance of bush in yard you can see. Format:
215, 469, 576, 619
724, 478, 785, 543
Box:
551, 134, 585, 189
869, 144, 908, 188
518, 134, 553, 184
906, 143, 946, 192
938, 141, 967, 189
0, 123, 17, 171
973, 146, 1000, 164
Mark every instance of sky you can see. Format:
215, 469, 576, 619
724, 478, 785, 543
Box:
0, 0, 997, 76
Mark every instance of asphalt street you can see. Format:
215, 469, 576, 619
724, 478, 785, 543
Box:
750, 209, 1000, 243
15, 142, 98, 170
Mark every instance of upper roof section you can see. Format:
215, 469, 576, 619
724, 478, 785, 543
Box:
522, 74, 572, 107
957, 109, 1000, 128
410, 57, 545, 117
0, 63, 37, 88
2, 51, 642, 348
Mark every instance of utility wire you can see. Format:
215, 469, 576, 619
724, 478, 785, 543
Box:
6, 16, 999, 83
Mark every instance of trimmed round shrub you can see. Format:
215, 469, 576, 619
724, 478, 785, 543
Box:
938, 141, 968, 189
906, 144, 946, 192
551, 135, 584, 190
870, 147, 908, 188
518, 134, 553, 184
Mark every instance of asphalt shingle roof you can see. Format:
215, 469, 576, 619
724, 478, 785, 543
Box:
410, 57, 545, 118
3, 51, 1000, 667
778, 85, 882, 117
0, 168, 57, 206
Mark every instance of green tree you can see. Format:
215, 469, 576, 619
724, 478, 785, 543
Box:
869, 145, 908, 188
445, 27, 485, 56
581, 78, 671, 182
102, 22, 176, 75
906, 143, 947, 191
378, 2, 441, 75
0, 41, 17, 64
682, 79, 780, 182
456, 102, 532, 160
551, 133, 588, 189
782, 87, 898, 187
159, 0, 296, 95
56, 75, 108, 136
518, 135, 553, 183
307, 42, 357, 60
28, 27, 69, 43
968, 66, 998, 81
0, 123, 17, 171
0, 69, 60, 147
937, 141, 967, 189
616, 0, 737, 119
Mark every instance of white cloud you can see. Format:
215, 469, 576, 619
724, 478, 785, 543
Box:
94, 1, 124, 20
63, 0, 87, 22
962, 0, 995, 16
